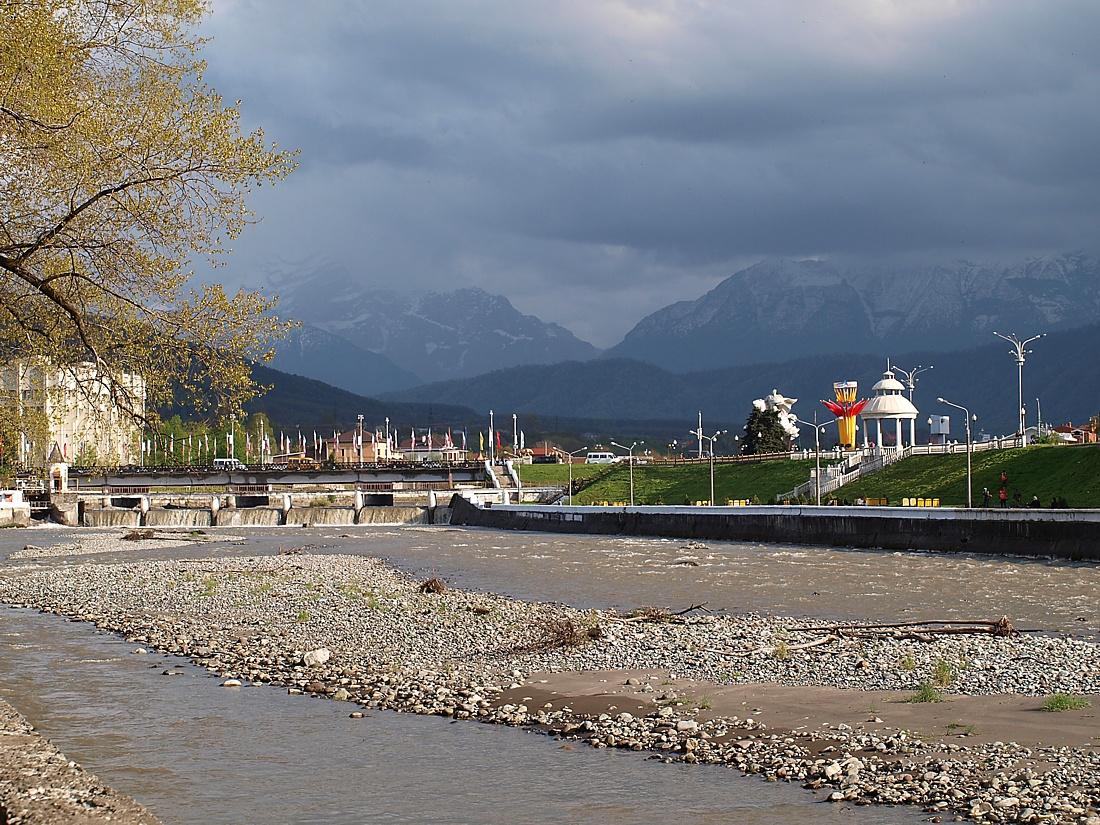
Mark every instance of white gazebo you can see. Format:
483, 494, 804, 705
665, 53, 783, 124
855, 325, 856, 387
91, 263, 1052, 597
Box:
861, 363, 919, 452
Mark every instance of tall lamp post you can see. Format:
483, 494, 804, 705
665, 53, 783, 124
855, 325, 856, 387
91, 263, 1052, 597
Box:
893, 364, 933, 403
690, 429, 726, 506
938, 397, 976, 508
993, 331, 1044, 446
793, 413, 837, 506
611, 440, 643, 506
565, 446, 588, 505
357, 414, 364, 464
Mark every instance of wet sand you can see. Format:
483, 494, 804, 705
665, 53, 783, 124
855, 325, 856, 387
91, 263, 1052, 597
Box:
504, 671, 1100, 750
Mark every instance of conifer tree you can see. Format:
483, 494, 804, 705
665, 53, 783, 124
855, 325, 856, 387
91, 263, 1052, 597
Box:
741, 406, 790, 455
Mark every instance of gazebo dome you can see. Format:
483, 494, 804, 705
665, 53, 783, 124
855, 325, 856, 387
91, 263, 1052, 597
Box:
871, 374, 907, 394
861, 367, 918, 421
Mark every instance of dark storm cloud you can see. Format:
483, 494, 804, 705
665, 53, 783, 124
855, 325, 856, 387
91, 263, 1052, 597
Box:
201, 0, 1100, 346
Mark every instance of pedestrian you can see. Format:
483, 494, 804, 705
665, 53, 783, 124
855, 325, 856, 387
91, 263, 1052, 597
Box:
1029, 494, 1041, 508
998, 487, 1008, 508
1013, 490, 1023, 507
982, 487, 992, 507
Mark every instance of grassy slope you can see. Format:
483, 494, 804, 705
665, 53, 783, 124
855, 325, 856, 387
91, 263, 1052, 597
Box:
569, 460, 821, 505
835, 445, 1100, 508
517, 464, 611, 485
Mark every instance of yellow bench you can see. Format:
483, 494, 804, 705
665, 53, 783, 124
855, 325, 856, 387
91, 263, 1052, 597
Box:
864, 497, 889, 506
902, 497, 941, 508
725, 499, 751, 506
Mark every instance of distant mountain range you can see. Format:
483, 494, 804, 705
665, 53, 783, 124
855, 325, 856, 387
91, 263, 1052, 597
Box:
269, 325, 422, 395
606, 253, 1100, 371
244, 364, 706, 446
386, 322, 1100, 438
265, 265, 598, 384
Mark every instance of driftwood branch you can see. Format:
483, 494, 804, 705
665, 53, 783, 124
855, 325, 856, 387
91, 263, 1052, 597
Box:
798, 616, 1021, 638
608, 602, 710, 624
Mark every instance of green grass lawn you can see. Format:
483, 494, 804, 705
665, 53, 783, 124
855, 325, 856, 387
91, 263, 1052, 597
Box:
835, 445, 1100, 508
570, 459, 824, 505
516, 463, 614, 485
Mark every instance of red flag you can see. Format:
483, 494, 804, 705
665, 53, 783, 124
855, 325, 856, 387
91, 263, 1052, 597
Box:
495, 430, 502, 450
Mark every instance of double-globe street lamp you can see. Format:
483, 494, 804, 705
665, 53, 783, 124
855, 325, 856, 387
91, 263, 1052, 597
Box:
611, 440, 644, 506
937, 396, 977, 508
993, 331, 1044, 447
690, 429, 726, 506
892, 364, 933, 403
792, 413, 838, 506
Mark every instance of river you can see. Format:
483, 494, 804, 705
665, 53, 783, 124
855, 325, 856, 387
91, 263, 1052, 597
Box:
2, 523, 1094, 823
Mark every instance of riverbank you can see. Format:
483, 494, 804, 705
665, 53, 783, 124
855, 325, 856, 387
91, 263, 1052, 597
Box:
0, 537, 1097, 823
0, 697, 161, 824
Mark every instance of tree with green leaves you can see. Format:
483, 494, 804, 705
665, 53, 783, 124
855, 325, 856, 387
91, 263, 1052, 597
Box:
1, 0, 297, 434
741, 404, 790, 455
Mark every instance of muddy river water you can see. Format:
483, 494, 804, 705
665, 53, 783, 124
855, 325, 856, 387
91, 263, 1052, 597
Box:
1, 524, 1096, 823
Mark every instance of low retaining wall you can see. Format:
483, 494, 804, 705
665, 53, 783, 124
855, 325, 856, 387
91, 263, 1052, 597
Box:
0, 505, 30, 527
449, 497, 1100, 560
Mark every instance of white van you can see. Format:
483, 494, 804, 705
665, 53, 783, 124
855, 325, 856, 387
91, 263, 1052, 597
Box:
213, 457, 246, 471
584, 451, 619, 464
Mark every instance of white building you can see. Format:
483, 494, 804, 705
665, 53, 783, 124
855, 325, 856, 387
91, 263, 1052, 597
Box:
0, 359, 144, 466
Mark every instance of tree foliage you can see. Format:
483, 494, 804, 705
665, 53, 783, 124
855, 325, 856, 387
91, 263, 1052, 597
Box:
741, 405, 790, 455
0, 0, 297, 427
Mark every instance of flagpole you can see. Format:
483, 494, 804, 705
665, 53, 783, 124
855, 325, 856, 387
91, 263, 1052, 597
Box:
489, 409, 495, 463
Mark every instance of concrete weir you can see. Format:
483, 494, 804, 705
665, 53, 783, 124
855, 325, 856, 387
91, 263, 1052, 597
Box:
79, 504, 432, 527
144, 509, 214, 528
449, 496, 1100, 560
82, 508, 142, 528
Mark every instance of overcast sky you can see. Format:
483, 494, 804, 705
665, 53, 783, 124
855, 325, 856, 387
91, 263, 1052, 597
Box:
201, 0, 1100, 347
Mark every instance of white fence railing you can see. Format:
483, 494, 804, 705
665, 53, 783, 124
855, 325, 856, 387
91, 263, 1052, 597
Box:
775, 437, 1026, 502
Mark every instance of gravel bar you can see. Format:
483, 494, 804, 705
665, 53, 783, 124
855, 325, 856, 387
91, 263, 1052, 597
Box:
0, 551, 1097, 825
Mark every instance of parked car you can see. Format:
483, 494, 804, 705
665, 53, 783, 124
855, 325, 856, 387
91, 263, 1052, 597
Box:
212, 457, 247, 471
584, 451, 619, 464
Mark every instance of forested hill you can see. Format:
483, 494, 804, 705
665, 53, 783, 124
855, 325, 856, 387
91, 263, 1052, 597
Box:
385, 323, 1100, 438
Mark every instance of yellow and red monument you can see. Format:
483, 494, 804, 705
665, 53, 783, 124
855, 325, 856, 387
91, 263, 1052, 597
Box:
822, 381, 867, 450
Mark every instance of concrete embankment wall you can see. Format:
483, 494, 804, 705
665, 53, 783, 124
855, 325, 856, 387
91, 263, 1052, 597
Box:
449, 496, 1100, 560
0, 505, 30, 527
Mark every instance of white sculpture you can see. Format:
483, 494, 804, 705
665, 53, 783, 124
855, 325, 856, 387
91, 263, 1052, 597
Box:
755, 389, 799, 440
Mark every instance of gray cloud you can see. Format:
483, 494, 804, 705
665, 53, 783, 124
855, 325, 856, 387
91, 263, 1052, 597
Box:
200, 0, 1100, 347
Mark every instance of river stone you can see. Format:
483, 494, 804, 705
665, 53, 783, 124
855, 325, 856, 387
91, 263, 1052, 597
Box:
333, 688, 350, 701
302, 647, 331, 667
221, 678, 242, 687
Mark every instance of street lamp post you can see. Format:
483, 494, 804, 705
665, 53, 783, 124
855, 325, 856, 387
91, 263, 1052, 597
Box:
938, 397, 976, 508
611, 440, 643, 506
893, 364, 933, 403
993, 331, 1044, 447
793, 413, 837, 506
357, 414, 364, 464
689, 429, 726, 505
565, 446, 589, 505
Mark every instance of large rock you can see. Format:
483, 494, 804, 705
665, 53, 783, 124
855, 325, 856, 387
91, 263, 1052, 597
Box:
302, 648, 331, 667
